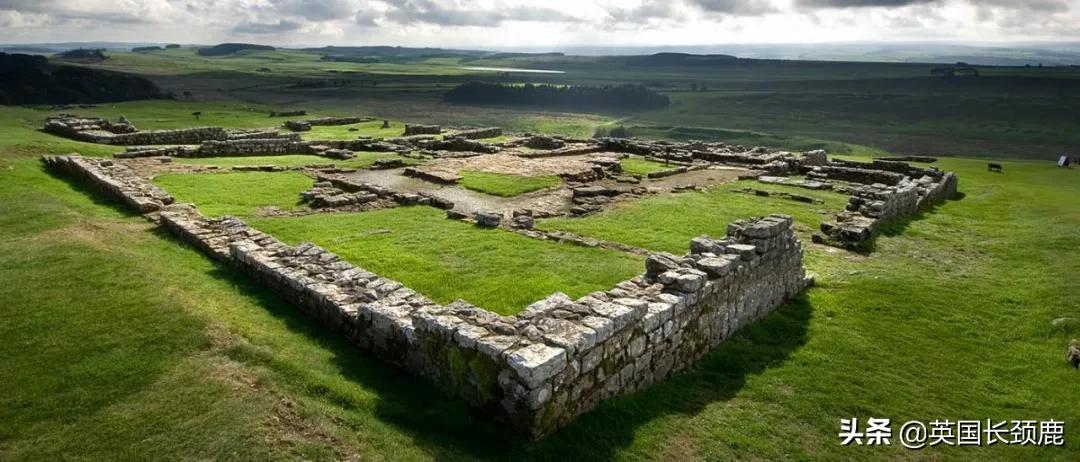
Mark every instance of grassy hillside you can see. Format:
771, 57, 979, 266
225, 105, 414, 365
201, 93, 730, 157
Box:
57, 49, 1080, 159
1, 100, 1078, 460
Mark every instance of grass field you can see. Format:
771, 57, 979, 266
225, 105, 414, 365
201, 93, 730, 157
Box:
539, 181, 850, 259
154, 171, 312, 217
248, 208, 641, 315
2, 86, 1079, 459
458, 171, 562, 197
620, 158, 676, 176
175, 152, 417, 169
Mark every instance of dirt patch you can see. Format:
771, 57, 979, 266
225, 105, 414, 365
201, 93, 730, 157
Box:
120, 156, 220, 179
416, 152, 621, 178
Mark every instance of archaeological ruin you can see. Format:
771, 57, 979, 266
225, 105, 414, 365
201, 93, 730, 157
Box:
41, 113, 958, 438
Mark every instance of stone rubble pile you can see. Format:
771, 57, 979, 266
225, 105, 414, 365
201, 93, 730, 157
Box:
301, 181, 380, 209
316, 174, 455, 210
416, 137, 500, 153
284, 120, 311, 132
569, 184, 645, 217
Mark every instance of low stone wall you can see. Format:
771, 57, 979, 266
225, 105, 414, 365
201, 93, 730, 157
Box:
188, 139, 308, 157
456, 127, 502, 139
307, 116, 374, 126
48, 153, 808, 439
814, 160, 958, 248
806, 164, 906, 186
403, 124, 441, 136
159, 208, 807, 439
45, 117, 229, 145
41, 155, 174, 212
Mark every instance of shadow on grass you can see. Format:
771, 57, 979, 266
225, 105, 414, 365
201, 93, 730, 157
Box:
42, 164, 143, 219
852, 190, 966, 255
154, 219, 815, 460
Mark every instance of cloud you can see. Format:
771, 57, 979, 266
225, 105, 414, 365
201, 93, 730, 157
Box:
232, 19, 304, 34
263, 0, 363, 22
689, 0, 779, 15
383, 0, 582, 26
796, 0, 938, 8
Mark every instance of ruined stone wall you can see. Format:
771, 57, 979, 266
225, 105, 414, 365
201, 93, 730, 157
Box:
403, 124, 441, 136
814, 160, 959, 248
188, 139, 309, 157
805, 164, 906, 186
45, 117, 229, 145
164, 209, 806, 439
456, 127, 502, 139
46, 153, 807, 439
307, 116, 374, 126
41, 155, 174, 212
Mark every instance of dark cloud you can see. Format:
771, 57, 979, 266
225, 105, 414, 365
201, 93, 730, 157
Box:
608, 1, 685, 23
686, 0, 778, 15
232, 19, 304, 34
383, 0, 581, 26
976, 0, 1069, 13
0, 0, 163, 24
265, 0, 360, 22
796, 0, 938, 8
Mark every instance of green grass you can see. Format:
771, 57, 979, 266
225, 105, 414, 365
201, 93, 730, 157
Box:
457, 171, 562, 197
153, 171, 312, 217
301, 120, 407, 140
539, 180, 849, 258
620, 157, 675, 176
175, 152, 417, 169
248, 207, 641, 315
2, 99, 1080, 459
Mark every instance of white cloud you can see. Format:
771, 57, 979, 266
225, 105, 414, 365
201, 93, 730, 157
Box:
0, 0, 1077, 46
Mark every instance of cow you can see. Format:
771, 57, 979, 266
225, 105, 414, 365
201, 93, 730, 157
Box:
987, 163, 1003, 173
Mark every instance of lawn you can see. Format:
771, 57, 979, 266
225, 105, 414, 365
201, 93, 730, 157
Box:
458, 170, 562, 197
153, 171, 312, 217
175, 152, 418, 169
620, 157, 676, 176
301, 120, 409, 140
539, 180, 850, 260
248, 207, 642, 315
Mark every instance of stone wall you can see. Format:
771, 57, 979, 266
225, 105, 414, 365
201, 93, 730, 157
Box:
403, 124, 442, 136
47, 152, 808, 439
307, 116, 374, 126
164, 208, 806, 439
45, 116, 228, 145
814, 160, 958, 248
41, 155, 174, 212
191, 139, 308, 157
456, 127, 502, 139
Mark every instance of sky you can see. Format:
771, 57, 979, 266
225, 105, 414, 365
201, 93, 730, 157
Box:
0, 0, 1077, 48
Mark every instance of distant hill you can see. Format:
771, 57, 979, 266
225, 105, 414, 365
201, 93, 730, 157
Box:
196, 43, 275, 57
0, 52, 166, 105
304, 46, 487, 59
625, 53, 740, 67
